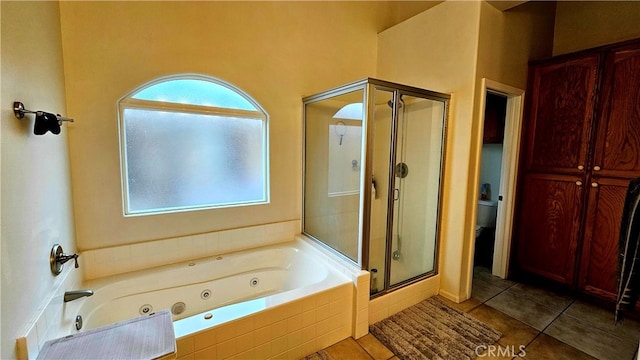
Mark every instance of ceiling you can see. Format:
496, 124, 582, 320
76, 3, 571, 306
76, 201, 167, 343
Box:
487, 1, 530, 11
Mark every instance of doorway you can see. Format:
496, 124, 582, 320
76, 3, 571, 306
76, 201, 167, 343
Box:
474, 92, 507, 270
473, 79, 525, 280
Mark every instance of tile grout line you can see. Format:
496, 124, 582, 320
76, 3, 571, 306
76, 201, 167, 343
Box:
478, 279, 517, 304
530, 298, 581, 354
511, 300, 577, 360
540, 297, 576, 333
560, 304, 639, 343
476, 277, 573, 358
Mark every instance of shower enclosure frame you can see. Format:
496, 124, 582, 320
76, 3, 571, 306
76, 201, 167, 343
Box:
302, 78, 450, 297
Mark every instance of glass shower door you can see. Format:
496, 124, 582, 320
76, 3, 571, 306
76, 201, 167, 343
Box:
368, 88, 394, 294
389, 94, 445, 286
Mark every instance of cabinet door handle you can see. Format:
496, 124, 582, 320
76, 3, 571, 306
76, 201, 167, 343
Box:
593, 165, 601, 171
578, 165, 584, 170
591, 182, 599, 188
576, 181, 583, 186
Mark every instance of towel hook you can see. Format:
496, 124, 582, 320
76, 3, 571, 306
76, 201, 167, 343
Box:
13, 101, 74, 123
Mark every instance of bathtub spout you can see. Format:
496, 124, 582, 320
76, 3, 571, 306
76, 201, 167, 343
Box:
64, 290, 94, 302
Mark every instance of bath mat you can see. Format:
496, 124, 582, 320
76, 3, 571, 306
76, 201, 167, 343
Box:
301, 349, 333, 360
369, 297, 501, 360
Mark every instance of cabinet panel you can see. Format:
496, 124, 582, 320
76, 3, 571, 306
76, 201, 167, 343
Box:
516, 173, 584, 284
525, 55, 599, 173
594, 45, 640, 178
579, 177, 629, 301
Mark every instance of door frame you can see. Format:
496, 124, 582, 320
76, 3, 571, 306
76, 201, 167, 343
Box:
477, 79, 525, 279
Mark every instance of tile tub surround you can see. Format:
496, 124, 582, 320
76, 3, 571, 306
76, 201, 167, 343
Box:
176, 284, 353, 360
81, 234, 362, 359
16, 265, 84, 360
81, 220, 300, 279
77, 237, 352, 332
17, 227, 372, 360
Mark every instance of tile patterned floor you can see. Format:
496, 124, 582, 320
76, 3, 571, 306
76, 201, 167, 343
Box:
307, 267, 640, 360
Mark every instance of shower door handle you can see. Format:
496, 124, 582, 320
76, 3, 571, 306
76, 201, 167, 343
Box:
394, 188, 400, 201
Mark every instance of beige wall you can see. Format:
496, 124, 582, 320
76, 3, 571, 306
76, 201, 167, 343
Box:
465, 1, 555, 291
58, 1, 392, 250
1, 2, 78, 359
553, 1, 640, 56
477, 1, 556, 90
469, 1, 554, 297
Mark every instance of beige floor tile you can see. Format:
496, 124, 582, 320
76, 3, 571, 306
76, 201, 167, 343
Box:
474, 266, 516, 290
565, 300, 640, 341
508, 283, 574, 311
521, 334, 596, 360
544, 314, 638, 360
485, 289, 562, 330
324, 337, 373, 360
468, 305, 539, 349
436, 295, 482, 312
356, 334, 394, 360
472, 277, 507, 302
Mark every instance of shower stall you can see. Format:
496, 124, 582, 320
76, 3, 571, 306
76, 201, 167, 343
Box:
302, 78, 449, 296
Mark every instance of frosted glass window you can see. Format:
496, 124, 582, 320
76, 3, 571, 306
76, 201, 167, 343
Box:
118, 74, 269, 216
132, 79, 257, 111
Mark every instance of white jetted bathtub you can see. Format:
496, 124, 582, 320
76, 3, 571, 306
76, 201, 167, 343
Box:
73, 236, 355, 358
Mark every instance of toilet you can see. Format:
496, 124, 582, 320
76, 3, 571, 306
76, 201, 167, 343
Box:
476, 200, 498, 238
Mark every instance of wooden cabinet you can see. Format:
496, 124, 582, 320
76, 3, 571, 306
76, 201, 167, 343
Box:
515, 39, 640, 302
579, 178, 628, 300
592, 43, 640, 177
579, 43, 640, 301
523, 55, 599, 173
517, 53, 599, 285
517, 174, 584, 285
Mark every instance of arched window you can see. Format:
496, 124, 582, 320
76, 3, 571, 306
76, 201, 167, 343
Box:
118, 74, 269, 216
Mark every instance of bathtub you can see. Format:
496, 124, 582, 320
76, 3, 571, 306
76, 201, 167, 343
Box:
72, 236, 356, 359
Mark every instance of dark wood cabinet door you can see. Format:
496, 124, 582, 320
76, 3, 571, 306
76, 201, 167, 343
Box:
593, 43, 640, 179
524, 55, 600, 174
516, 173, 585, 284
579, 177, 629, 301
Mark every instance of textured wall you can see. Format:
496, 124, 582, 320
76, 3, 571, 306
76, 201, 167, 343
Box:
553, 1, 640, 56
58, 2, 400, 250
1, 2, 78, 359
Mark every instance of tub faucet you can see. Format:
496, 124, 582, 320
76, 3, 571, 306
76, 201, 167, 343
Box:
64, 290, 94, 303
